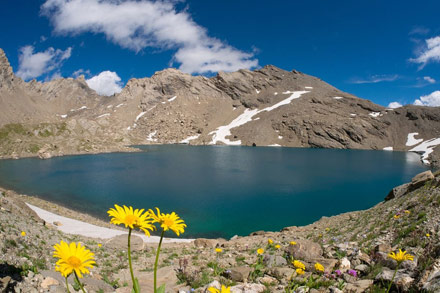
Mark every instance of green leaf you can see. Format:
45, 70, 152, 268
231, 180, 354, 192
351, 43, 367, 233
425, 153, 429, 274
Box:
157, 284, 166, 293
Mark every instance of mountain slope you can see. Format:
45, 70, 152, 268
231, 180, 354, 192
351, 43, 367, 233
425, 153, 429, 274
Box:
0, 48, 439, 166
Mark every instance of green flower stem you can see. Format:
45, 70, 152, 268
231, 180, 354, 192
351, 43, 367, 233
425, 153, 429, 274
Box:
127, 228, 138, 293
73, 271, 86, 293
386, 262, 401, 293
154, 229, 165, 293
65, 276, 70, 293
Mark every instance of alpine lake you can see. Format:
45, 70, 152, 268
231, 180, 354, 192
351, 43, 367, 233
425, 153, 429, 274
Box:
0, 145, 429, 239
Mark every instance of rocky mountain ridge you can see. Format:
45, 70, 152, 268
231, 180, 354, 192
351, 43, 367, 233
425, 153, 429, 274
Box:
1, 48, 439, 166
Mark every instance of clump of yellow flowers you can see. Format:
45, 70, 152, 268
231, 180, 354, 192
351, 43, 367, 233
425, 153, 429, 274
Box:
107, 205, 186, 293
53, 204, 186, 293
293, 260, 305, 270
314, 262, 324, 273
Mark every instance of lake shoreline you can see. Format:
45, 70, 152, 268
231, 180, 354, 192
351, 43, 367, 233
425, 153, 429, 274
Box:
0, 185, 194, 243
0, 182, 362, 241
0, 142, 431, 168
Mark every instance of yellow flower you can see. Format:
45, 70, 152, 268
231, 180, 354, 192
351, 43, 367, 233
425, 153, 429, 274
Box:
290, 241, 297, 246
404, 210, 411, 214
325, 228, 330, 232
208, 285, 231, 293
215, 248, 223, 253
97, 243, 102, 247
393, 214, 400, 219
426, 233, 430, 238
53, 241, 95, 278
275, 244, 281, 249
293, 260, 305, 270
268, 239, 274, 245
388, 249, 414, 263
257, 248, 264, 255
149, 207, 186, 236
21, 231, 26, 237
296, 268, 305, 275
107, 204, 155, 235
314, 262, 324, 272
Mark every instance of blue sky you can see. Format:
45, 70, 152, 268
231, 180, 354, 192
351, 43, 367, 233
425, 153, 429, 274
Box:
1, 0, 439, 106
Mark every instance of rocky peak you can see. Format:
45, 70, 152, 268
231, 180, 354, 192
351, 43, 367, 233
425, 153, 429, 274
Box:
0, 48, 18, 89
151, 68, 188, 78
75, 75, 86, 83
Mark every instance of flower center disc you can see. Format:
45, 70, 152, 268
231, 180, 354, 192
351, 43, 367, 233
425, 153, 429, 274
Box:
125, 214, 137, 226
163, 218, 174, 227
67, 256, 82, 268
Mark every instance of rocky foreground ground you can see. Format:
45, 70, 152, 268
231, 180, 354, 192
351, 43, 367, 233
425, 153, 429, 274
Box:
1, 170, 440, 292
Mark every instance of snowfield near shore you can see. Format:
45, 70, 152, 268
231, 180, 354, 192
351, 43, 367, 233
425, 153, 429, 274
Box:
26, 203, 192, 243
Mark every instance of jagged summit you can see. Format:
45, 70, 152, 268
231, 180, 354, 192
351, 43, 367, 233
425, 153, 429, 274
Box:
0, 49, 101, 126
0, 48, 19, 89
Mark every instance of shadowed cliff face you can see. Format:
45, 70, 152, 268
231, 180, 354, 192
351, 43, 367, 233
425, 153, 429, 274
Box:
0, 48, 439, 166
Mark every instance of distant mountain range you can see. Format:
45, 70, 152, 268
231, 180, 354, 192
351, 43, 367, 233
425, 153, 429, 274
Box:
1, 48, 439, 166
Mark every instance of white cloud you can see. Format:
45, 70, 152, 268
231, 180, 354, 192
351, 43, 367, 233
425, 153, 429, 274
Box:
387, 102, 403, 109
41, 0, 258, 74
350, 74, 399, 84
16, 45, 72, 80
174, 44, 257, 74
410, 35, 440, 68
409, 26, 429, 36
423, 76, 436, 84
85, 71, 123, 96
72, 69, 91, 78
47, 71, 62, 81
413, 90, 440, 107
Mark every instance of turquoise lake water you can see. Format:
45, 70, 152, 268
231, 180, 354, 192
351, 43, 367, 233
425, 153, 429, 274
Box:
0, 146, 429, 238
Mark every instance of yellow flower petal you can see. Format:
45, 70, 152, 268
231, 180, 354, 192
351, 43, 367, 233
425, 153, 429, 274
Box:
207, 285, 230, 293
